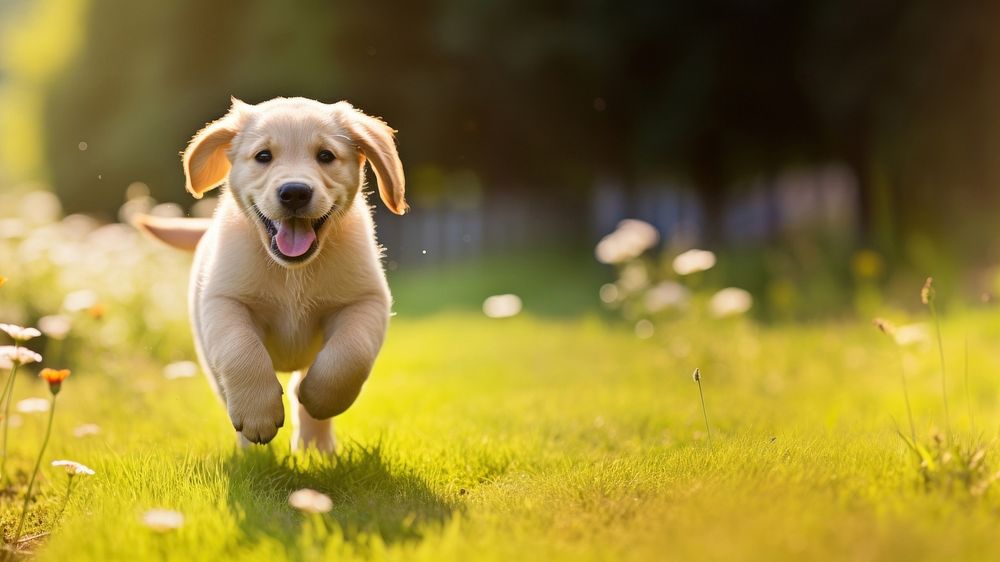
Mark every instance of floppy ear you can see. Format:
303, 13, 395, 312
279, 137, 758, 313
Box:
339, 103, 407, 215
183, 99, 247, 199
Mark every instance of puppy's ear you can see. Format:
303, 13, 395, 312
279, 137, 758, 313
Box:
183, 99, 248, 199
338, 103, 407, 215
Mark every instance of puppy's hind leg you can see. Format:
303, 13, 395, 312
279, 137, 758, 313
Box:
288, 371, 336, 454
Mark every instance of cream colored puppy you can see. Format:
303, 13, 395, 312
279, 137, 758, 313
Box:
138, 97, 406, 452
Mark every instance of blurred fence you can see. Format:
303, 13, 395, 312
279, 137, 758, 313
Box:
380, 163, 860, 265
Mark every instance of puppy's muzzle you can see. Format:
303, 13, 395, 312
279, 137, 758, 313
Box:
278, 182, 313, 212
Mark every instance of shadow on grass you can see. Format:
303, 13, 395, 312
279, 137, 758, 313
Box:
223, 442, 454, 554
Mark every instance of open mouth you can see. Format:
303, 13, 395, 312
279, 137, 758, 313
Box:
252, 205, 331, 262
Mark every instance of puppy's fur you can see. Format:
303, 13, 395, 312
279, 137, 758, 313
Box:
137, 97, 406, 452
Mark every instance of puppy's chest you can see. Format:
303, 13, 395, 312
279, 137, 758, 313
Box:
251, 293, 331, 372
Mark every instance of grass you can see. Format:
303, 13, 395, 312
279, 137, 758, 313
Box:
3, 255, 1000, 560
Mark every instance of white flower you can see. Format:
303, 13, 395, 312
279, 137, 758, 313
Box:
163, 361, 198, 379
16, 397, 50, 413
38, 315, 72, 340
0, 324, 41, 343
672, 249, 717, 276
894, 323, 930, 347
63, 290, 98, 312
0, 346, 42, 368
52, 460, 95, 476
644, 281, 690, 312
482, 294, 523, 319
73, 423, 102, 437
709, 288, 753, 317
595, 220, 660, 264
289, 488, 333, 514
141, 509, 185, 532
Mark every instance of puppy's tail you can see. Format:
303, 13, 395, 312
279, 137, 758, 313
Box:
132, 214, 211, 252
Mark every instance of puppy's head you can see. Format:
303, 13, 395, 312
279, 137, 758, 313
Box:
182, 97, 406, 267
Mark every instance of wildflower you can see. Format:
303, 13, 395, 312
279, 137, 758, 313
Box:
142, 509, 185, 533
38, 315, 72, 340
692, 368, 701, 382
595, 220, 660, 264
0, 324, 41, 343
40, 368, 71, 395
72, 423, 101, 437
672, 249, 717, 276
709, 288, 753, 317
482, 294, 522, 319
13, 365, 64, 544
921, 277, 935, 305
52, 460, 95, 476
163, 361, 198, 380
16, 398, 50, 413
0, 346, 42, 368
289, 488, 334, 514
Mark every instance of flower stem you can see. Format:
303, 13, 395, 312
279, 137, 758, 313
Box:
964, 337, 975, 435
696, 378, 711, 443
928, 300, 951, 439
12, 396, 56, 546
53, 474, 76, 527
0, 344, 21, 485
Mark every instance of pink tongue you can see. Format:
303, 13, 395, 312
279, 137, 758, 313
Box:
275, 219, 316, 257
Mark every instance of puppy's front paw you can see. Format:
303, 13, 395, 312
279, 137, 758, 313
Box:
228, 381, 285, 445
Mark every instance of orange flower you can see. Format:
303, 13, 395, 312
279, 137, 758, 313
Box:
39, 368, 71, 395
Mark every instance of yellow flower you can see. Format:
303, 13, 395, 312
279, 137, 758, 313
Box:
39, 368, 71, 395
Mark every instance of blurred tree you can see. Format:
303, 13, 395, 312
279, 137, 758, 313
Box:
24, 0, 1000, 265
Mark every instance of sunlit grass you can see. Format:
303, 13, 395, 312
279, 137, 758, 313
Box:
0, 305, 998, 560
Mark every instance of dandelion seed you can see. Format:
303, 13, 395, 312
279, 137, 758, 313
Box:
0, 346, 42, 368
0, 324, 41, 343
72, 423, 101, 437
51, 460, 95, 476
142, 509, 185, 532
16, 398, 50, 413
289, 488, 333, 514
672, 249, 716, 276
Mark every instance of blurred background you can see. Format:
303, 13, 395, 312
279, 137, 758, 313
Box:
3, 0, 1000, 321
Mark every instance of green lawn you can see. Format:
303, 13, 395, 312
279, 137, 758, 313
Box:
2, 255, 1000, 561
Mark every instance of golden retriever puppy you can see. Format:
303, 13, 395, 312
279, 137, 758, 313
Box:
137, 97, 406, 452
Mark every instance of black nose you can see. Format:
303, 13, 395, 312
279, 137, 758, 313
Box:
277, 182, 313, 211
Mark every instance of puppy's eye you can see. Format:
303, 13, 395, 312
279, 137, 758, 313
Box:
254, 150, 273, 163
317, 150, 335, 164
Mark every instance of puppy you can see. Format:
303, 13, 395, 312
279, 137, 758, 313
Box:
136, 97, 406, 452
